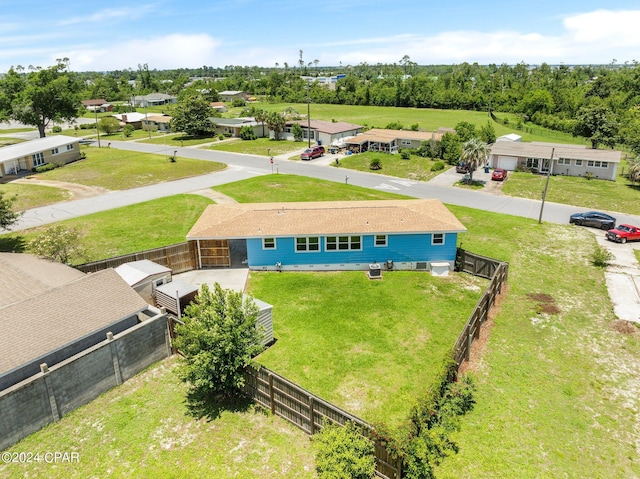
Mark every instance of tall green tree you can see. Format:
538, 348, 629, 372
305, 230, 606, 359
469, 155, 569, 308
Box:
170, 93, 214, 137
29, 225, 84, 264
173, 283, 264, 398
460, 138, 491, 183
573, 103, 619, 149
0, 191, 21, 230
266, 111, 286, 140
0, 58, 82, 137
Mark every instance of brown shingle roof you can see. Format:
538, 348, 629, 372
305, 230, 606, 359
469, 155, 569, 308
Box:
0, 268, 148, 376
344, 128, 445, 144
288, 119, 363, 135
187, 199, 466, 239
0, 253, 85, 308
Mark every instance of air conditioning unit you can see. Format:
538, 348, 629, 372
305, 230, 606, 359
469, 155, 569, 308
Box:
368, 263, 382, 279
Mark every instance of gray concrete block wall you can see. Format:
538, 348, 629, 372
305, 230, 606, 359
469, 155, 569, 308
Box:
0, 378, 52, 451
0, 312, 169, 451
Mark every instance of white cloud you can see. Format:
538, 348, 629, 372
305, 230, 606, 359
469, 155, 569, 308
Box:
60, 34, 223, 71
59, 4, 158, 26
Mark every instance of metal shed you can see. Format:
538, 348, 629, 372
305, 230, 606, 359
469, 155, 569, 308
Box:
114, 260, 172, 303
154, 280, 199, 318
246, 296, 274, 346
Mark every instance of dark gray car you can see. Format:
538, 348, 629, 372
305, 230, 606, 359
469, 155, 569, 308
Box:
569, 211, 616, 230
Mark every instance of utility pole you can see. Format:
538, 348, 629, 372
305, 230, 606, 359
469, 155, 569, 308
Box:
307, 81, 311, 148
538, 148, 555, 224
95, 109, 101, 148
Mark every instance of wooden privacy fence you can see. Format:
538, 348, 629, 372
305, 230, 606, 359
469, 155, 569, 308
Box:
453, 249, 509, 369
75, 242, 197, 274
243, 365, 402, 479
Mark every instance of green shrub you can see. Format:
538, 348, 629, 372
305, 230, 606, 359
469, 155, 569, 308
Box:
239, 125, 257, 140
585, 172, 594, 180
410, 123, 419, 131
400, 151, 411, 160
431, 161, 445, 172
33, 162, 64, 173
52, 125, 62, 133
591, 245, 614, 267
123, 124, 135, 137
313, 421, 376, 479
386, 121, 403, 130
80, 123, 97, 130
218, 134, 224, 140
369, 158, 382, 170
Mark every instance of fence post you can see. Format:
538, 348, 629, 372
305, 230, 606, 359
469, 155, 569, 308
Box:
396, 456, 403, 479
466, 329, 472, 361
308, 395, 315, 434
268, 373, 275, 414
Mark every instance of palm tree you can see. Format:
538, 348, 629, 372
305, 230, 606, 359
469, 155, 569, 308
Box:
628, 156, 640, 185
460, 138, 491, 184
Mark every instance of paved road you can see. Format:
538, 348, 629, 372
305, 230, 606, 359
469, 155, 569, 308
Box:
12, 139, 640, 231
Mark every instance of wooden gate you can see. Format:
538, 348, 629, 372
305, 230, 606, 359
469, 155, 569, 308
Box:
197, 239, 231, 268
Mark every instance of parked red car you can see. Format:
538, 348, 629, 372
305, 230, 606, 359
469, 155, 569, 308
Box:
491, 168, 507, 181
606, 224, 640, 244
300, 145, 325, 160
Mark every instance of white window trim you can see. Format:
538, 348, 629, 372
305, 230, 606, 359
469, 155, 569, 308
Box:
262, 238, 276, 250
558, 158, 570, 165
66, 144, 74, 151
32, 152, 45, 166
374, 235, 388, 247
432, 233, 445, 245
295, 236, 320, 253
51, 147, 59, 155
575, 159, 583, 166
325, 235, 362, 252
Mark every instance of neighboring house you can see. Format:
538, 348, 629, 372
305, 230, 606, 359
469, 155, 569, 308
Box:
130, 93, 177, 107
114, 260, 173, 304
211, 117, 262, 137
142, 114, 172, 132
344, 128, 448, 154
186, 199, 466, 273
0, 135, 81, 177
81, 99, 113, 112
112, 112, 147, 129
210, 101, 227, 113
0, 253, 169, 450
218, 90, 248, 102
280, 119, 364, 145
488, 141, 622, 180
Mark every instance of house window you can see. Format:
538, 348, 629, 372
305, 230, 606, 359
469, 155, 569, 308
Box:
296, 237, 319, 252
66, 144, 74, 151
558, 158, 570, 165
374, 235, 388, 247
587, 160, 594, 167
575, 159, 583, 166
51, 147, 59, 155
32, 152, 44, 167
526, 158, 539, 169
401, 140, 412, 146
326, 235, 362, 251
432, 233, 445, 245
284, 127, 292, 133
601, 161, 608, 168
263, 238, 276, 250
302, 130, 316, 140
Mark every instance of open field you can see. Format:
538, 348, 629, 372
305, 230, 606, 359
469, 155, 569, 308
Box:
137, 133, 219, 146
29, 146, 226, 191
0, 358, 317, 479
248, 270, 487, 427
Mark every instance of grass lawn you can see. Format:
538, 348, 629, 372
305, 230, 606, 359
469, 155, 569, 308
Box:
0, 194, 213, 264
0, 137, 26, 147
333, 151, 444, 181
137, 133, 219, 146
32, 146, 226, 191
248, 271, 487, 427
213, 173, 410, 203
502, 168, 640, 215
206, 137, 305, 156
432, 205, 640, 478
0, 357, 316, 479
0, 183, 70, 210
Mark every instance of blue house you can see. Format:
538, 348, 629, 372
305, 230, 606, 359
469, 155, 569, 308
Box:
186, 200, 466, 274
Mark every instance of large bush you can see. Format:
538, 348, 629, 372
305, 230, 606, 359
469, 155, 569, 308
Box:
313, 421, 376, 479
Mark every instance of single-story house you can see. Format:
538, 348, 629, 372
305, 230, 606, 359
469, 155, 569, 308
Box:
488, 141, 622, 180
186, 199, 466, 273
112, 112, 147, 129
280, 119, 364, 145
343, 128, 448, 154
130, 93, 177, 107
218, 90, 249, 102
210, 101, 227, 113
81, 99, 112, 112
211, 117, 262, 137
115, 260, 173, 304
0, 254, 164, 391
0, 135, 81, 177
142, 114, 172, 132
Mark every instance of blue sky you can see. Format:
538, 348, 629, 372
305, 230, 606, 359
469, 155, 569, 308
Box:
1, 0, 640, 72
